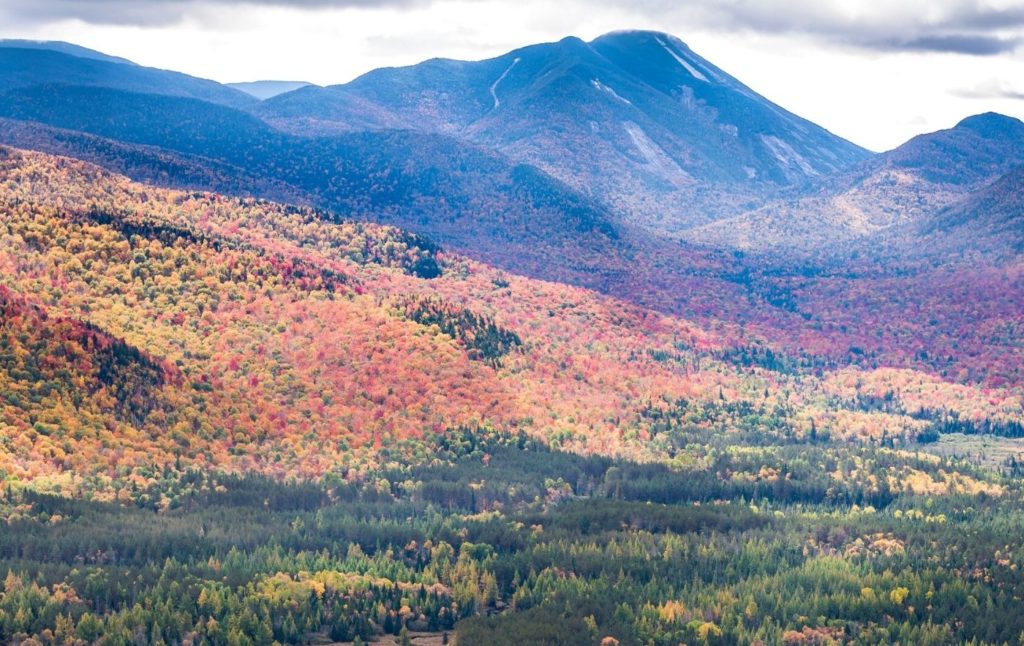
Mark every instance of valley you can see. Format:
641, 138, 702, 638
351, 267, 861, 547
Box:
0, 29, 1021, 646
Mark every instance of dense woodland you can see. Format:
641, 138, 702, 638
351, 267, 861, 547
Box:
0, 433, 1022, 645
0, 148, 1023, 644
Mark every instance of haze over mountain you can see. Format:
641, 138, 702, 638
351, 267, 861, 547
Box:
228, 80, 315, 100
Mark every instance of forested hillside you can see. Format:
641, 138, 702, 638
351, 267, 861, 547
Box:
2, 146, 1020, 494
0, 152, 1018, 646
0, 29, 1022, 646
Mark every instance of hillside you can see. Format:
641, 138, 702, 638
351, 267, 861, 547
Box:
0, 116, 314, 206
924, 164, 1024, 248
0, 145, 708, 489
3, 146, 1020, 495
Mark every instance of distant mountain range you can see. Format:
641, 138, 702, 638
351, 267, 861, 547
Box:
0, 39, 137, 65
6, 35, 1015, 252
1, 35, 1018, 251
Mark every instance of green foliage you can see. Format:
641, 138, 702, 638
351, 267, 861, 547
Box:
397, 296, 522, 367
0, 436, 1022, 644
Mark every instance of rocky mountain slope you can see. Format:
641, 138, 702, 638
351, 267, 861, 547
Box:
686, 113, 1024, 251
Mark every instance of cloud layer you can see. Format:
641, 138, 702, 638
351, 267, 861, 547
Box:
2, 0, 1021, 57
623, 0, 1024, 56
0, 0, 424, 27
953, 79, 1024, 100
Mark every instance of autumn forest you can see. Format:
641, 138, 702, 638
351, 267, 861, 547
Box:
1, 24, 1024, 646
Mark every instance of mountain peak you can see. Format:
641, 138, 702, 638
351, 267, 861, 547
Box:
258, 30, 869, 226
556, 35, 587, 46
593, 29, 683, 43
533, 35, 594, 59
589, 29, 725, 89
591, 30, 700, 57
954, 112, 1024, 139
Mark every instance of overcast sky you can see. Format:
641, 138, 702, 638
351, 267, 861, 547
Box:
1, 0, 1023, 151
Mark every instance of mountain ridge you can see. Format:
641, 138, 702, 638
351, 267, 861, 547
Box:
0, 83, 631, 291
0, 39, 137, 65
0, 45, 256, 109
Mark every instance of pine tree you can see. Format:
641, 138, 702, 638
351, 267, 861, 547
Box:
282, 613, 299, 643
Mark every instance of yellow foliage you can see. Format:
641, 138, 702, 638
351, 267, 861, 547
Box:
657, 599, 686, 623
890, 586, 910, 605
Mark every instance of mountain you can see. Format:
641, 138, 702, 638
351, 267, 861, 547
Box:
0, 39, 137, 65
0, 45, 256, 109
880, 112, 1024, 186
687, 112, 1024, 251
228, 80, 315, 100
260, 31, 871, 230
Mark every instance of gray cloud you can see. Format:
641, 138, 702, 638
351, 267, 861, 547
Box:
611, 0, 1024, 56
873, 35, 1022, 56
2, 0, 1023, 59
952, 80, 1024, 100
946, 4, 1024, 30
